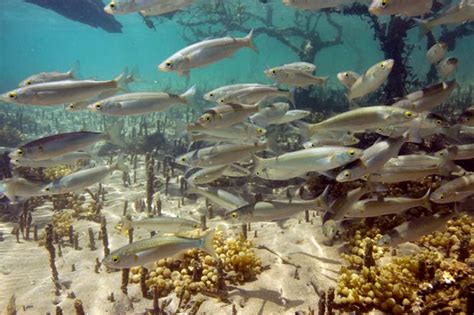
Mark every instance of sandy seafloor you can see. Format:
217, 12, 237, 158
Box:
0, 157, 343, 314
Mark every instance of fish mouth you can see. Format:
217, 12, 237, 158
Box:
158, 64, 169, 72
104, 6, 113, 14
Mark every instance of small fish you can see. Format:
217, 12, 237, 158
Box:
176, 142, 267, 168
2, 70, 129, 106
103, 229, 216, 269
278, 62, 316, 73
139, 0, 195, 16
0, 177, 47, 202
121, 216, 200, 234
254, 166, 310, 181
223, 164, 251, 177
188, 123, 266, 141
435, 144, 474, 161
437, 57, 459, 79
249, 102, 290, 127
430, 174, 474, 204
186, 165, 230, 185
18, 61, 79, 87
392, 80, 458, 113
282, 0, 366, 10
369, 0, 432, 17
323, 186, 369, 222
416, 0, 474, 36
217, 86, 292, 105
378, 212, 457, 246
9, 123, 125, 161
275, 110, 311, 125
203, 83, 266, 102
265, 67, 327, 88
104, 0, 161, 14
426, 42, 448, 64
195, 104, 259, 129
308, 105, 416, 134
347, 59, 394, 101
337, 135, 407, 182
10, 151, 91, 168
345, 189, 431, 218
187, 186, 248, 211
158, 30, 258, 76
226, 197, 325, 223
458, 106, 474, 126
42, 160, 127, 194
254, 146, 363, 176
337, 71, 360, 90
88, 86, 196, 116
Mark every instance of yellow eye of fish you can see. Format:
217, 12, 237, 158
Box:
26, 81, 32, 85
8, 92, 17, 98
439, 194, 445, 200
95, 103, 102, 109
436, 120, 442, 125
165, 61, 172, 67
348, 150, 355, 156
344, 73, 349, 77
271, 69, 276, 74
257, 128, 264, 134
205, 116, 211, 121
405, 111, 413, 118
344, 171, 351, 178
111, 255, 120, 263
17, 149, 23, 155
380, 63, 385, 68
45, 187, 50, 192
381, 0, 388, 7
181, 157, 187, 162
209, 93, 214, 97
231, 213, 238, 218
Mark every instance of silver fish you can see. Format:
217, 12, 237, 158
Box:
10, 151, 91, 168
417, 0, 474, 36
158, 30, 258, 76
217, 86, 292, 105
347, 59, 394, 101
195, 104, 259, 129
345, 189, 431, 218
369, 0, 432, 17
426, 42, 448, 64
187, 186, 248, 211
283, 0, 367, 10
9, 123, 125, 161
188, 123, 266, 142
88, 86, 195, 116
43, 161, 127, 194
323, 186, 369, 222
249, 102, 290, 127
0, 177, 47, 202
430, 174, 474, 204
265, 67, 327, 88
19, 61, 79, 87
437, 57, 459, 79
203, 83, 266, 102
121, 216, 199, 234
2, 71, 128, 106
139, 0, 194, 16
337, 71, 360, 90
103, 230, 216, 269
278, 62, 316, 73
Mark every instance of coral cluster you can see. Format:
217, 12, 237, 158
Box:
43, 164, 78, 181
129, 231, 262, 302
334, 215, 473, 314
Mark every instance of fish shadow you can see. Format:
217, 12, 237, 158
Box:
227, 286, 305, 311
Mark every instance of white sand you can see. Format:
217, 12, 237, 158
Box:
0, 158, 342, 314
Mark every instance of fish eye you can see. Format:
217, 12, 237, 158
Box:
68, 104, 75, 109
381, 0, 388, 7
344, 171, 351, 178
26, 81, 32, 85
205, 115, 211, 121
181, 157, 187, 162
344, 73, 349, 77
45, 187, 50, 192
8, 92, 17, 98
165, 61, 172, 67
256, 170, 261, 176
348, 150, 355, 156
111, 255, 120, 263
231, 213, 238, 219
436, 120, 442, 125
271, 69, 276, 74
95, 103, 102, 109
257, 128, 264, 134
38, 146, 43, 151
17, 149, 23, 155
219, 99, 225, 103
405, 111, 413, 118
439, 193, 445, 200
380, 63, 385, 68
209, 93, 214, 97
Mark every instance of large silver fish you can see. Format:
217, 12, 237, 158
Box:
88, 86, 196, 116
121, 216, 200, 234
18, 61, 79, 87
2, 71, 129, 106
10, 151, 91, 168
426, 42, 448, 64
417, 0, 474, 36
345, 189, 431, 218
158, 30, 258, 76
187, 186, 248, 211
308, 106, 417, 134
188, 123, 266, 142
347, 59, 394, 101
430, 174, 474, 204
203, 83, 266, 102
0, 177, 47, 202
9, 123, 125, 161
369, 0, 432, 17
195, 103, 259, 129
265, 67, 327, 88
337, 71, 360, 90
323, 186, 369, 222
283, 0, 368, 10
103, 230, 216, 269
216, 86, 292, 105
43, 161, 127, 194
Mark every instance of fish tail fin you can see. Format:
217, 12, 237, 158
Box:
289, 88, 296, 107
415, 18, 431, 38
114, 67, 130, 91
319, 76, 329, 86
106, 121, 127, 148
113, 155, 129, 172
127, 65, 141, 84
180, 85, 197, 103
68, 60, 81, 79
245, 29, 259, 54
120, 215, 133, 235
421, 188, 432, 211
201, 229, 217, 259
